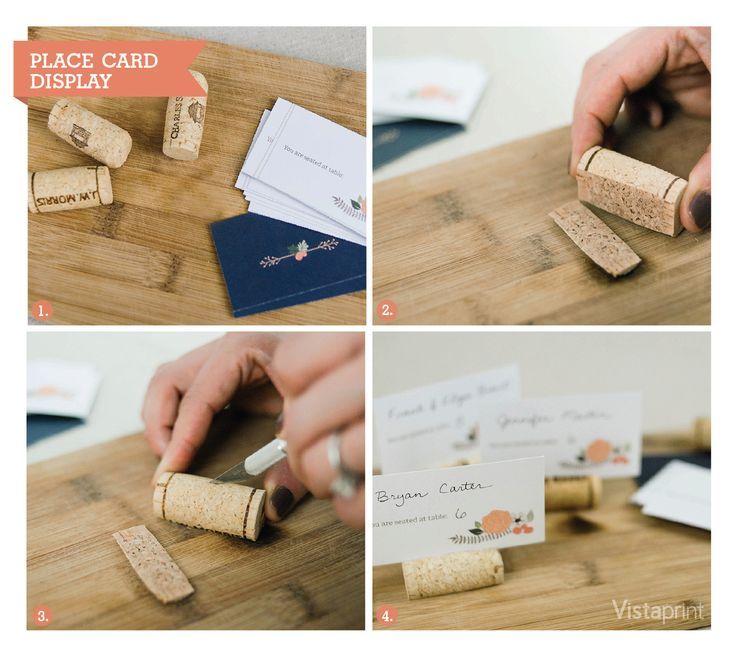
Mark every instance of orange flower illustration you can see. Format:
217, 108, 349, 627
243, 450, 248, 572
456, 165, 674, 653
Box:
586, 439, 612, 463
481, 510, 513, 535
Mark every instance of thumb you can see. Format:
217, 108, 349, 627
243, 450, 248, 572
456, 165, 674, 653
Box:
680, 146, 711, 232
263, 458, 308, 522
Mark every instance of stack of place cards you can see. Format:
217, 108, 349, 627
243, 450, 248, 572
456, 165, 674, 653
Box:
631, 460, 710, 530
479, 392, 643, 479
236, 98, 367, 246
373, 57, 488, 168
373, 457, 545, 565
27, 360, 101, 419
374, 58, 488, 126
27, 360, 101, 444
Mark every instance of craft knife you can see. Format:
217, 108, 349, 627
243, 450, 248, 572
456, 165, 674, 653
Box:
211, 438, 288, 484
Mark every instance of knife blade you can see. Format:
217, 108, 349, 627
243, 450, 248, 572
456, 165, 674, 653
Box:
211, 438, 288, 484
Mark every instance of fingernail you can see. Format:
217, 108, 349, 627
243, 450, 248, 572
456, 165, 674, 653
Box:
270, 485, 294, 519
151, 452, 170, 486
275, 412, 284, 438
566, 150, 572, 173
690, 190, 711, 230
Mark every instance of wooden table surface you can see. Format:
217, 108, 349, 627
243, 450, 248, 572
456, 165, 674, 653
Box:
27, 412, 364, 629
373, 435, 710, 630
28, 27, 366, 325
373, 113, 710, 325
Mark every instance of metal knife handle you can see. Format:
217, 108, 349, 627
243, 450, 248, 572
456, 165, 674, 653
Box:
243, 438, 288, 476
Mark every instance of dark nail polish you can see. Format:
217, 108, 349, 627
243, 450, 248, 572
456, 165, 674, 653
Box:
270, 485, 294, 518
690, 190, 711, 230
275, 412, 284, 437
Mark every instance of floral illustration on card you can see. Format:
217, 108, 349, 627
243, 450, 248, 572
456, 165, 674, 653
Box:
333, 194, 367, 221
27, 385, 73, 399
450, 508, 534, 545
558, 438, 631, 469
259, 238, 339, 268
406, 85, 459, 103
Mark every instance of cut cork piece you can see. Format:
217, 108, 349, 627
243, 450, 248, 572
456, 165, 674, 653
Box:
551, 200, 641, 277
577, 146, 687, 236
694, 417, 711, 451
402, 549, 504, 600
163, 70, 208, 161
28, 166, 113, 213
112, 524, 194, 604
545, 476, 602, 511
48, 99, 132, 168
153, 472, 265, 541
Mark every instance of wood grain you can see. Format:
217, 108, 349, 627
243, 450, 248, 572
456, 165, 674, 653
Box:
27, 412, 364, 629
373, 440, 710, 630
373, 113, 710, 325
28, 27, 366, 325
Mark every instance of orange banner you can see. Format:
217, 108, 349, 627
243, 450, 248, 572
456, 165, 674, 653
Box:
14, 40, 207, 99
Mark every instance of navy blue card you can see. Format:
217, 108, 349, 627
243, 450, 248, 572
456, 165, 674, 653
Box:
210, 213, 366, 318
373, 119, 464, 169
27, 415, 84, 446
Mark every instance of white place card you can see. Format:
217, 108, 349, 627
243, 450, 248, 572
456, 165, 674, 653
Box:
242, 98, 367, 237
373, 457, 545, 565
373, 57, 488, 125
480, 392, 642, 478
632, 460, 710, 530
374, 366, 521, 474
27, 360, 101, 419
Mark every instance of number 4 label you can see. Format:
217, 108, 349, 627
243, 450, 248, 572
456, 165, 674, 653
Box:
376, 604, 398, 626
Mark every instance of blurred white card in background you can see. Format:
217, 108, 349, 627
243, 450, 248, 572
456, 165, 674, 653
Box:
632, 460, 710, 531
27, 360, 102, 419
373, 57, 488, 125
480, 392, 642, 479
374, 365, 520, 474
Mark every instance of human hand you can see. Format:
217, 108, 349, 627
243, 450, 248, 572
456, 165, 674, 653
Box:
143, 333, 283, 483
570, 27, 711, 231
264, 333, 365, 529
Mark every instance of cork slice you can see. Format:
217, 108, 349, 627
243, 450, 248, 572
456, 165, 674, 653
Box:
551, 200, 641, 277
402, 549, 504, 600
112, 524, 194, 604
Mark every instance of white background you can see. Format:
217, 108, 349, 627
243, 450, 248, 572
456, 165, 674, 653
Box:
374, 26, 630, 181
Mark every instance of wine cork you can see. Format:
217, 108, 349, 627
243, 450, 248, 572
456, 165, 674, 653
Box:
28, 166, 113, 213
112, 525, 194, 604
48, 99, 132, 168
551, 200, 641, 277
163, 70, 208, 161
153, 472, 265, 541
577, 146, 687, 236
401, 549, 504, 600
545, 476, 602, 511
694, 417, 711, 451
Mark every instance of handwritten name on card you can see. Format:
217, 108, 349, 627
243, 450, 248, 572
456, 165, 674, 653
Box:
480, 392, 642, 478
374, 366, 520, 474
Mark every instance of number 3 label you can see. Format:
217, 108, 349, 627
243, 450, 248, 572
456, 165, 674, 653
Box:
32, 605, 53, 627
